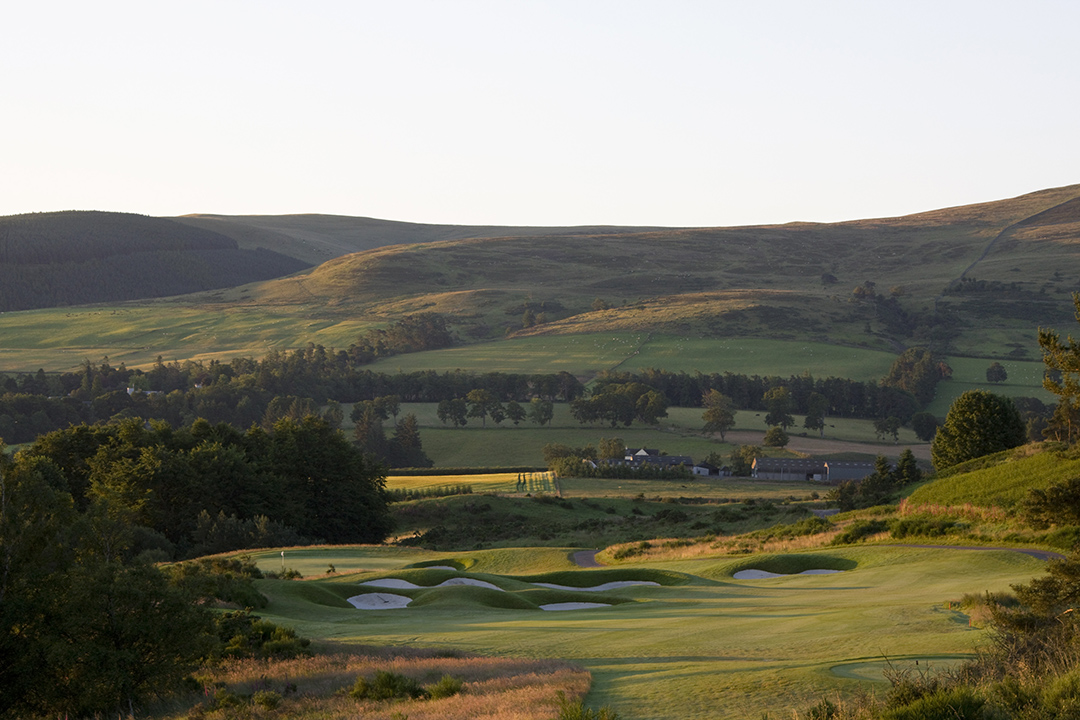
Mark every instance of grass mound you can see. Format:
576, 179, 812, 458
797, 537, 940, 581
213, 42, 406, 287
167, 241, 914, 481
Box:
261, 579, 356, 609
514, 568, 691, 587
908, 447, 1080, 508
408, 585, 538, 610
515, 588, 631, 607
718, 552, 858, 579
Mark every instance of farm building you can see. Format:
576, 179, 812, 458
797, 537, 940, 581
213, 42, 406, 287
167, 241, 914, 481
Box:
751, 458, 877, 484
825, 462, 878, 483
752, 458, 827, 482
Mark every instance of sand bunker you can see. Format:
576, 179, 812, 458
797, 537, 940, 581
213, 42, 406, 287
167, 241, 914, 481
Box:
533, 581, 660, 592
421, 565, 458, 571
347, 593, 412, 609
360, 577, 504, 591
540, 602, 612, 611
733, 569, 843, 579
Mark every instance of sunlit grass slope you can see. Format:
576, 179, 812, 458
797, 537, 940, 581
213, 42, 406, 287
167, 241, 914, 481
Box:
906, 446, 1080, 508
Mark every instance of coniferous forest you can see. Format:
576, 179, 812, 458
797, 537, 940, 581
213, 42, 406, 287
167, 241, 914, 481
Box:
0, 211, 309, 310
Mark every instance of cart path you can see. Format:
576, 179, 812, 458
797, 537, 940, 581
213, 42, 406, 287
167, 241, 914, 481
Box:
572, 550, 603, 567
571, 544, 1062, 568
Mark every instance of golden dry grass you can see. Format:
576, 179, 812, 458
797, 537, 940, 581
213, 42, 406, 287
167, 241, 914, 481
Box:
171, 646, 589, 720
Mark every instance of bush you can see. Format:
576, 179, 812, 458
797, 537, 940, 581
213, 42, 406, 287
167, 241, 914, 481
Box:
881, 686, 984, 720
350, 670, 428, 701
889, 517, 961, 539
426, 674, 464, 699
554, 690, 621, 720
214, 611, 311, 661
831, 519, 888, 545
252, 689, 282, 709
763, 426, 789, 447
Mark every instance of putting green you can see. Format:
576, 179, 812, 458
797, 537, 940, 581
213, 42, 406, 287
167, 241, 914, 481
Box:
250, 545, 1046, 720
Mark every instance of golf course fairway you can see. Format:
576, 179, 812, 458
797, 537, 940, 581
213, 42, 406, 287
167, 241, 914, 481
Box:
245, 544, 1046, 720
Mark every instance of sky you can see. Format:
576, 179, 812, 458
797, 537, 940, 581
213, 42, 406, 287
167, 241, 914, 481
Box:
2, 1, 1078, 227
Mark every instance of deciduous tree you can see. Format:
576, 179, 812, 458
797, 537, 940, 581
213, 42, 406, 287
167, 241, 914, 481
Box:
702, 389, 736, 440
803, 392, 827, 438
930, 390, 1026, 470
986, 362, 1008, 383
763, 386, 794, 429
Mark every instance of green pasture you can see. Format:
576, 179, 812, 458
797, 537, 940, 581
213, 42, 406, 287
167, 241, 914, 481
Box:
247, 544, 1048, 720
621, 336, 901, 380
416, 426, 736, 467
364, 335, 904, 381
926, 356, 1053, 416
0, 301, 369, 373
370, 402, 926, 468
365, 333, 651, 376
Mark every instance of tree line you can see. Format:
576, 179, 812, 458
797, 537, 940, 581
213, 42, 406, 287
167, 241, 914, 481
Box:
17, 415, 392, 559
0, 354, 586, 443
1, 439, 319, 718
592, 347, 949, 423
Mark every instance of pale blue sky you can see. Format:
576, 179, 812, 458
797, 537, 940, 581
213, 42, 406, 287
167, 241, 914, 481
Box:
2, 1, 1077, 226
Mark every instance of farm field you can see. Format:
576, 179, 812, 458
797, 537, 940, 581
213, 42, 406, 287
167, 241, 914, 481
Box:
924, 356, 1053, 415
0, 303, 1055, 417
385, 472, 822, 502
365, 335, 903, 381
240, 544, 1048, 720
363, 402, 930, 467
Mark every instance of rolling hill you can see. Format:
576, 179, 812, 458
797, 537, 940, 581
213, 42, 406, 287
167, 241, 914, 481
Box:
212, 182, 1080, 356
174, 213, 670, 266
1, 184, 1078, 374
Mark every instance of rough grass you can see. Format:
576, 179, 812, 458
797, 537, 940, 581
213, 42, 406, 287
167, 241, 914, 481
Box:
389, 492, 815, 551
154, 647, 590, 720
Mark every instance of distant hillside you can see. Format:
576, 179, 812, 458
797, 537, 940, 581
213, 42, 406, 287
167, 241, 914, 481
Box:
2, 184, 1079, 374
174, 213, 671, 266
228, 183, 1080, 358
0, 211, 309, 311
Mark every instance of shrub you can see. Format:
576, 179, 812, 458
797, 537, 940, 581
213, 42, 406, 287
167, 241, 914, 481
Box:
889, 517, 961, 539
554, 690, 621, 720
350, 670, 428, 701
252, 689, 282, 709
881, 686, 984, 720
426, 674, 464, 699
214, 611, 311, 661
831, 519, 888, 545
